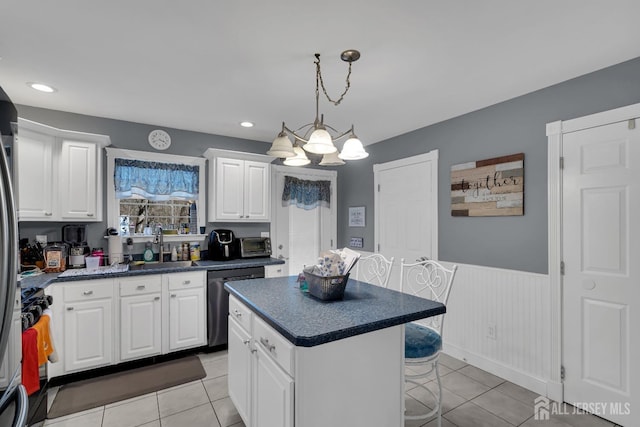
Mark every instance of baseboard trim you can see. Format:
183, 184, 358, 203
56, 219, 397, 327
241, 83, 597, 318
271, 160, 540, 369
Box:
444, 343, 548, 398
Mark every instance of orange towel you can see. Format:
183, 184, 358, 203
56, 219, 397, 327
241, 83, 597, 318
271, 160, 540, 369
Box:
22, 328, 40, 395
31, 313, 54, 365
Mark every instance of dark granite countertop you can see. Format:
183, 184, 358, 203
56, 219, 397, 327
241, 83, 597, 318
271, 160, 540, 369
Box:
225, 276, 445, 347
20, 257, 284, 289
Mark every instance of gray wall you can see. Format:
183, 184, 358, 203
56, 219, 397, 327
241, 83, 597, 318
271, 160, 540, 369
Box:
337, 56, 640, 274
16, 106, 270, 252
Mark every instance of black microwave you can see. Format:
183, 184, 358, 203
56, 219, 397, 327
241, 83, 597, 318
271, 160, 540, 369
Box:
239, 237, 272, 258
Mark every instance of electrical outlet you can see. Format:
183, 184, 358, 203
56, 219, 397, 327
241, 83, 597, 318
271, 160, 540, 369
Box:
260, 231, 270, 238
487, 324, 497, 340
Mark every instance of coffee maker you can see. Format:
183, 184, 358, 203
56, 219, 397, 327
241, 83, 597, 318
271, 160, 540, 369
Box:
62, 224, 91, 268
208, 229, 237, 260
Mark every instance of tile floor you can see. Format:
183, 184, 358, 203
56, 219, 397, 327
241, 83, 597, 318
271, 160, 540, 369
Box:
36, 351, 619, 427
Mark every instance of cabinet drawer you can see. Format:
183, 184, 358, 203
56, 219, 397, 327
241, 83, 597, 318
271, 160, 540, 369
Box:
63, 280, 114, 302
229, 295, 252, 333
253, 315, 294, 376
167, 271, 205, 290
119, 275, 162, 296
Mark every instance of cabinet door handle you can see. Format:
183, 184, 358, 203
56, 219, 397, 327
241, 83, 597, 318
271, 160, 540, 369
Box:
154, 296, 160, 301
67, 307, 74, 311
137, 285, 146, 290
83, 290, 93, 296
242, 339, 250, 345
233, 309, 242, 318
245, 215, 249, 218
260, 337, 276, 353
87, 213, 94, 217
171, 294, 177, 298
45, 212, 52, 216
182, 280, 191, 285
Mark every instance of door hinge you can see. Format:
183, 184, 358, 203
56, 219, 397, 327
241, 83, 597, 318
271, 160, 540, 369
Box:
559, 157, 564, 169
331, 239, 333, 247
629, 119, 636, 130
560, 261, 565, 275
377, 184, 381, 192
377, 243, 381, 252
561, 365, 565, 380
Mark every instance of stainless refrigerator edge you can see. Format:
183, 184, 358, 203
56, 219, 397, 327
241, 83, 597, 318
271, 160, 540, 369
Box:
0, 86, 28, 426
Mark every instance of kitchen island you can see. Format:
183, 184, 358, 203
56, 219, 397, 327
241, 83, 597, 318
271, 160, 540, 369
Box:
225, 276, 445, 427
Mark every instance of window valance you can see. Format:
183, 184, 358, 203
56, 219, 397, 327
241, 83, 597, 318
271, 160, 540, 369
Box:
114, 158, 199, 200
282, 175, 331, 210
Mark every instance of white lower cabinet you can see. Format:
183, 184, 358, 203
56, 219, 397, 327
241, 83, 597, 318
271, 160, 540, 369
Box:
227, 295, 405, 427
253, 343, 294, 427
119, 275, 162, 361
63, 281, 115, 373
165, 271, 206, 352
228, 296, 294, 427
228, 317, 252, 424
46, 270, 206, 379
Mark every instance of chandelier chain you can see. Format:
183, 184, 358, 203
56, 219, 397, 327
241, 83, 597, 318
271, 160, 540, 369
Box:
315, 55, 353, 106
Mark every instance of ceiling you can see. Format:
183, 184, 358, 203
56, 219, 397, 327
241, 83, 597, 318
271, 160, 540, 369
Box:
2, 1, 640, 146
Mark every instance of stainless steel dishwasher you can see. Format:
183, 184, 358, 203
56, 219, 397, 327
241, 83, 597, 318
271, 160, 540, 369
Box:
207, 266, 265, 348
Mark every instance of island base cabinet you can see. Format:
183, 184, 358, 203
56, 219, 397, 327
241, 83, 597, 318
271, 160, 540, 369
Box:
254, 345, 294, 427
228, 317, 252, 425
294, 325, 404, 427
227, 295, 404, 427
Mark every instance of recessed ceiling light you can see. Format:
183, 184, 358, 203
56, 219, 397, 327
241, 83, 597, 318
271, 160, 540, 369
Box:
28, 82, 57, 93
240, 121, 254, 128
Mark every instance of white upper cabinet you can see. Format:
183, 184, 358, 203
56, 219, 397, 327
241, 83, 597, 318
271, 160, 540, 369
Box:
15, 118, 111, 221
204, 149, 273, 222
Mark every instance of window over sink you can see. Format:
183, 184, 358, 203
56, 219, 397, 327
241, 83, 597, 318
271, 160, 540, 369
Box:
106, 148, 206, 238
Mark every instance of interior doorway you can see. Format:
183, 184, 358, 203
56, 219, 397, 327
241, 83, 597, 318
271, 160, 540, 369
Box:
548, 104, 640, 426
373, 150, 438, 290
270, 166, 337, 277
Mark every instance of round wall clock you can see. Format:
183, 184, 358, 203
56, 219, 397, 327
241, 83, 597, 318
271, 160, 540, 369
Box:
148, 129, 171, 150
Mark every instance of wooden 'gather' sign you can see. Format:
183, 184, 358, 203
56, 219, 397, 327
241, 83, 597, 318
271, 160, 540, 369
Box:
451, 153, 524, 217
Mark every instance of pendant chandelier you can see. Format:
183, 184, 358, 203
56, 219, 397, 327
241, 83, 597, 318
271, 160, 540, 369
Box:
267, 50, 369, 166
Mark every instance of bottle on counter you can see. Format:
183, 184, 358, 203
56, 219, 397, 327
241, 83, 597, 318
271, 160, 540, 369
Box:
171, 245, 178, 261
190, 242, 200, 261
181, 243, 189, 261
143, 242, 154, 262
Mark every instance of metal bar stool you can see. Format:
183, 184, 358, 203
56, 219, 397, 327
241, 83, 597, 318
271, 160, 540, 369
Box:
401, 258, 457, 426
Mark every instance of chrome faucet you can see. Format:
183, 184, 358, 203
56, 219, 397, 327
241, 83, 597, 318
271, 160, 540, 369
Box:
155, 225, 164, 263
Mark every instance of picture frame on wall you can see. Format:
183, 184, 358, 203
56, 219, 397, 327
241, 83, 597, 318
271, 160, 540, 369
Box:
349, 206, 365, 227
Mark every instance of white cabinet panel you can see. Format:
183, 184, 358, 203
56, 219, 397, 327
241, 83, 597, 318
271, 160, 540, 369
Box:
168, 287, 205, 351
64, 298, 113, 373
253, 345, 294, 427
228, 317, 252, 424
120, 293, 161, 361
16, 118, 110, 222
205, 149, 272, 222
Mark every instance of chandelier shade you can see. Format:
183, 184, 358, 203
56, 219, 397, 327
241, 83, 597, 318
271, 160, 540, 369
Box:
338, 134, 369, 160
269, 49, 368, 166
283, 145, 311, 166
304, 127, 337, 154
267, 131, 296, 158
319, 151, 346, 166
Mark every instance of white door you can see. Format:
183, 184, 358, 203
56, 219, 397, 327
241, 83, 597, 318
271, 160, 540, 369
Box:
253, 345, 294, 427
120, 293, 161, 361
228, 317, 252, 425
374, 151, 438, 290
562, 120, 639, 425
64, 298, 113, 372
168, 288, 205, 351
59, 140, 98, 220
271, 166, 337, 276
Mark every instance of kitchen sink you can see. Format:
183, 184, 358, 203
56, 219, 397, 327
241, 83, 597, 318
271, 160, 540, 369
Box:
128, 260, 198, 270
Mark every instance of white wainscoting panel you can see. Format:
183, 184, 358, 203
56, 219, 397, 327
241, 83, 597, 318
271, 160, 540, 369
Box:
440, 262, 551, 396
